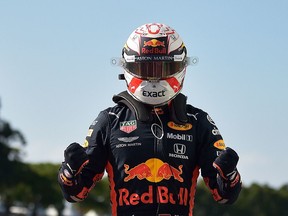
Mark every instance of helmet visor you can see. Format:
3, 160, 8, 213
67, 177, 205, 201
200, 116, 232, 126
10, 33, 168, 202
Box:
124, 61, 186, 80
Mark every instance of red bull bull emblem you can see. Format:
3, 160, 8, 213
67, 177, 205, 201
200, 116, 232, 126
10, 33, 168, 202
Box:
142, 39, 167, 54
124, 158, 183, 183
144, 39, 165, 47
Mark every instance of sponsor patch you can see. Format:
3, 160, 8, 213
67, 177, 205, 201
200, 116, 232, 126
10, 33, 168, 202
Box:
117, 136, 139, 142
167, 132, 193, 142
167, 121, 192, 131
123, 158, 183, 183
120, 120, 137, 133
83, 139, 89, 148
141, 37, 167, 55
87, 129, 93, 137
212, 127, 221, 136
207, 115, 216, 126
213, 139, 226, 150
116, 143, 142, 148
169, 143, 189, 160
91, 120, 98, 126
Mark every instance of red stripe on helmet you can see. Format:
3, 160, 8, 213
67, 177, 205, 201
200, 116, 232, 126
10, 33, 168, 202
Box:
128, 77, 142, 93
166, 77, 181, 93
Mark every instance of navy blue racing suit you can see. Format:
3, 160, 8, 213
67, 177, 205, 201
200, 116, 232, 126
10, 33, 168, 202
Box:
58, 92, 242, 216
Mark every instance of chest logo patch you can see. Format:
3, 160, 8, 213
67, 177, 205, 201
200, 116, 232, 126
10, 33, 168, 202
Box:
167, 121, 192, 131
120, 120, 137, 133
213, 139, 226, 150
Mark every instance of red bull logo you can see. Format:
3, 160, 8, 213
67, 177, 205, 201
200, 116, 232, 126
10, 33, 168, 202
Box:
124, 158, 183, 183
119, 159, 189, 207
124, 163, 152, 181
144, 39, 165, 47
142, 39, 167, 54
118, 185, 188, 207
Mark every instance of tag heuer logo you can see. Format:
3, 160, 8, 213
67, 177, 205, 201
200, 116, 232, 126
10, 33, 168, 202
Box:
120, 120, 137, 133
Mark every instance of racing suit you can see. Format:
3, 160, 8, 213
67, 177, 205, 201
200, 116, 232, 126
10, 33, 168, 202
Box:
58, 91, 242, 216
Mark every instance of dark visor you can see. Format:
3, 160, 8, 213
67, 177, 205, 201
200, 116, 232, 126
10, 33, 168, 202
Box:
124, 61, 186, 79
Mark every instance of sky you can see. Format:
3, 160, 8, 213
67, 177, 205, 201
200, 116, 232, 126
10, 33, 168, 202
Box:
0, 0, 287, 189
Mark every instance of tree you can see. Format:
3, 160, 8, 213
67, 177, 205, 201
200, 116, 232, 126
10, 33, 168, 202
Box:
0, 99, 27, 214
28, 163, 65, 216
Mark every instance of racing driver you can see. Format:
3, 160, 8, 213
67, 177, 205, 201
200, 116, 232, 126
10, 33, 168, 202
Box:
58, 23, 242, 216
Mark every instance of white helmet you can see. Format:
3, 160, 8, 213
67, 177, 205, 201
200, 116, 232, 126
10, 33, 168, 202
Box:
121, 23, 188, 106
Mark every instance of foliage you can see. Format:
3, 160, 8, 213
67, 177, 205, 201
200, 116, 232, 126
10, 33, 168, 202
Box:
0, 107, 28, 214
0, 102, 64, 215
28, 163, 65, 214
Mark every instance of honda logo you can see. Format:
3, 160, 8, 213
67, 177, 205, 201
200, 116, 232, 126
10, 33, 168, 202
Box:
173, 144, 186, 155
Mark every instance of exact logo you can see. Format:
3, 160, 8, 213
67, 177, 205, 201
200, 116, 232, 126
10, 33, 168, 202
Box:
142, 90, 165, 97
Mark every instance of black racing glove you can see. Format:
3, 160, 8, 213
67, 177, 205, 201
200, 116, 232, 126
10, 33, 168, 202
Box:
59, 142, 89, 186
213, 147, 240, 185
64, 142, 89, 175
